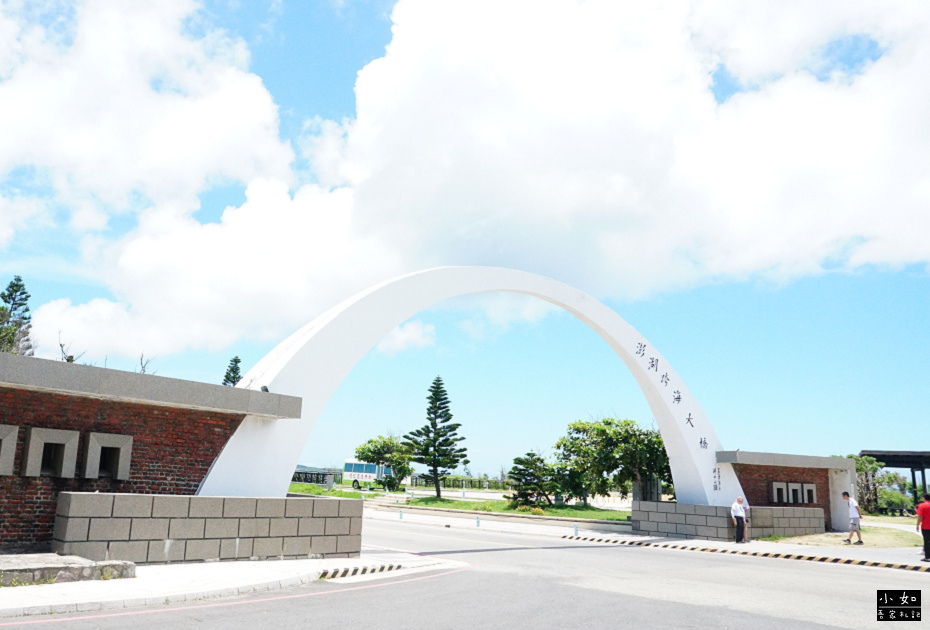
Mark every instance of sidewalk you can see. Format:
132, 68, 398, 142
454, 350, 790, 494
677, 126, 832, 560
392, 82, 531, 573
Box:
366, 506, 930, 571
0, 548, 455, 619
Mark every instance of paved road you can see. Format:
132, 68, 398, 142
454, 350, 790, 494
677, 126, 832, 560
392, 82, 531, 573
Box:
5, 520, 924, 629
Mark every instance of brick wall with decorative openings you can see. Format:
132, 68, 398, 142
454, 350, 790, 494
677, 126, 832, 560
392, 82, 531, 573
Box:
0, 386, 244, 549
731, 463, 832, 530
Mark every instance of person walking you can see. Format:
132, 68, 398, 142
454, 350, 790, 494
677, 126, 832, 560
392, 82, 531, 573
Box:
916, 492, 930, 562
842, 491, 863, 545
731, 496, 747, 543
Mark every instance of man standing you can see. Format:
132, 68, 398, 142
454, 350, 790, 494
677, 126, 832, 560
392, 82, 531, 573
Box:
916, 492, 930, 562
842, 491, 863, 545
731, 496, 747, 543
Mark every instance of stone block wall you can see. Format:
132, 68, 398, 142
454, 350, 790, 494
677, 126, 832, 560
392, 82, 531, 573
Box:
631, 501, 824, 541
0, 386, 245, 550
52, 493, 362, 563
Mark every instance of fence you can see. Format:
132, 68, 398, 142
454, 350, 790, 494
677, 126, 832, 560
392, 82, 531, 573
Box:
409, 477, 514, 492
292, 471, 342, 485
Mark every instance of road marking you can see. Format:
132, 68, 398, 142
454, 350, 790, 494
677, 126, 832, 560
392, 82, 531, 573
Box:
561, 535, 930, 572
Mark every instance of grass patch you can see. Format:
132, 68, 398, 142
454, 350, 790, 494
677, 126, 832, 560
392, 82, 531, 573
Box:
764, 527, 922, 548
408, 497, 630, 521
289, 483, 364, 499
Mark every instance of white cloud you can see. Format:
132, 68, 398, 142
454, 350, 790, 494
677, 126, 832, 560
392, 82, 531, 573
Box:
33, 178, 402, 358
376, 320, 436, 355
0, 0, 293, 225
306, 0, 930, 298
0, 194, 45, 246
18, 0, 930, 362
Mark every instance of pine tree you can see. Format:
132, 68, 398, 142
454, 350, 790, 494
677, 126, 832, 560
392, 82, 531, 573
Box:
403, 376, 468, 498
509, 451, 557, 506
222, 356, 242, 386
0, 275, 33, 356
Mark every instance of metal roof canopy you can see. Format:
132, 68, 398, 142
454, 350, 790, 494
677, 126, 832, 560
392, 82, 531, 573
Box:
858, 451, 930, 469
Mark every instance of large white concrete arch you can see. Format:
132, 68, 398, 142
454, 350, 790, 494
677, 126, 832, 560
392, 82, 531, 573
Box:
199, 266, 743, 505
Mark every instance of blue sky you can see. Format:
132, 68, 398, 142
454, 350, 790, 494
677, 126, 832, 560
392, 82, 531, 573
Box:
1, 1, 928, 477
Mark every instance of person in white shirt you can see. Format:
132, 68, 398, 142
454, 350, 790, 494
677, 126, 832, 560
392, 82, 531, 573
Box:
731, 496, 747, 543
842, 491, 863, 545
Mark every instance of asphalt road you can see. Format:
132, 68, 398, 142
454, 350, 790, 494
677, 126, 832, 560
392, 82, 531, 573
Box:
5, 520, 925, 629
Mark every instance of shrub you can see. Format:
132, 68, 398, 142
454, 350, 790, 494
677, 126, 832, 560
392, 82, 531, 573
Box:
481, 503, 493, 512
516, 505, 533, 512
531, 507, 545, 516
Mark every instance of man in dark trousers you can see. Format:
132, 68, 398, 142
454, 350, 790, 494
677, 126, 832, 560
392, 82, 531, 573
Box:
917, 492, 930, 562
731, 496, 747, 543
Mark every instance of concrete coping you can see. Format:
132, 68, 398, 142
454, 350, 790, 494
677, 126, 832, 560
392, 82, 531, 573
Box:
715, 450, 856, 472
0, 353, 301, 420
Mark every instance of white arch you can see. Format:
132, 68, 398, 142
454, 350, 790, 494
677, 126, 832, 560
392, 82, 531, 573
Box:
199, 266, 743, 505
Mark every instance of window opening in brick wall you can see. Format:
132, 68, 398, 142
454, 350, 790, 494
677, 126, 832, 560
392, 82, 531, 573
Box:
790, 488, 800, 503
40, 443, 65, 476
805, 488, 815, 503
98, 446, 120, 479
775, 487, 784, 503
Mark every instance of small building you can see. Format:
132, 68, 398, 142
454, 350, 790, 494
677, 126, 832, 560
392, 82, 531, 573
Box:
632, 450, 856, 540
0, 352, 300, 552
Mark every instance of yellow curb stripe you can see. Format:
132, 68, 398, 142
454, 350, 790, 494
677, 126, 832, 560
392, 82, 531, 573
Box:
318, 564, 404, 580
560, 535, 926, 573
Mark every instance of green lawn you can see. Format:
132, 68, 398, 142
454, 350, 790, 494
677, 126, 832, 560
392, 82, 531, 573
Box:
289, 483, 364, 499
408, 497, 630, 521
759, 526, 922, 548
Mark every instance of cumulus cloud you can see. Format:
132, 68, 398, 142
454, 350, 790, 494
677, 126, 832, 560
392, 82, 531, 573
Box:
18, 0, 930, 362
376, 320, 436, 355
0, 0, 293, 226
32, 178, 401, 357
307, 0, 930, 297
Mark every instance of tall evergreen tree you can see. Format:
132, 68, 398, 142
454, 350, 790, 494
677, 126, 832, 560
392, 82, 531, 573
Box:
0, 275, 33, 356
222, 356, 243, 386
403, 376, 467, 498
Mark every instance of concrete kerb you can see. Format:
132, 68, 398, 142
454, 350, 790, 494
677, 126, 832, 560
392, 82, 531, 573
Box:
560, 534, 930, 573
0, 555, 422, 619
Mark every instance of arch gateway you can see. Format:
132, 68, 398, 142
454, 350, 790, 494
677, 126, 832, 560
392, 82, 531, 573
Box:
199, 266, 744, 506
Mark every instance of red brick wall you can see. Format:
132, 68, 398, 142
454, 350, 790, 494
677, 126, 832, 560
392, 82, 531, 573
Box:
732, 463, 832, 530
0, 386, 245, 550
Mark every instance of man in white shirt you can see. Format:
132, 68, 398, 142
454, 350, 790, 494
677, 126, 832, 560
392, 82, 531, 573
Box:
842, 491, 863, 545
731, 496, 747, 543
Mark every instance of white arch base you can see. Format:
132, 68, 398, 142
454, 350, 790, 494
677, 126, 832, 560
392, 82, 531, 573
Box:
199, 267, 744, 506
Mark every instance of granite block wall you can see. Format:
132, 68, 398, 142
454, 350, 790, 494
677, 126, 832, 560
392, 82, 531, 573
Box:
52, 493, 363, 563
631, 501, 824, 541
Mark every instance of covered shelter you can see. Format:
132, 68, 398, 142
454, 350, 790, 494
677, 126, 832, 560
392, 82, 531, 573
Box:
859, 450, 930, 505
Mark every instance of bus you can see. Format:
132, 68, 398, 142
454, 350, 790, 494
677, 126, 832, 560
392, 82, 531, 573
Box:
342, 459, 409, 489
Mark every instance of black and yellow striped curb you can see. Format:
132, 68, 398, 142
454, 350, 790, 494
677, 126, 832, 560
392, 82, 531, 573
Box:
562, 535, 930, 573
318, 563, 404, 579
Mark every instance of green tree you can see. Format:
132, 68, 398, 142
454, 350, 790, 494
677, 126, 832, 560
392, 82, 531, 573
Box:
354, 435, 414, 492
612, 420, 672, 499
403, 376, 468, 498
554, 417, 671, 505
554, 418, 625, 504
509, 451, 557, 506
839, 454, 884, 513
0, 275, 34, 356
222, 356, 243, 387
